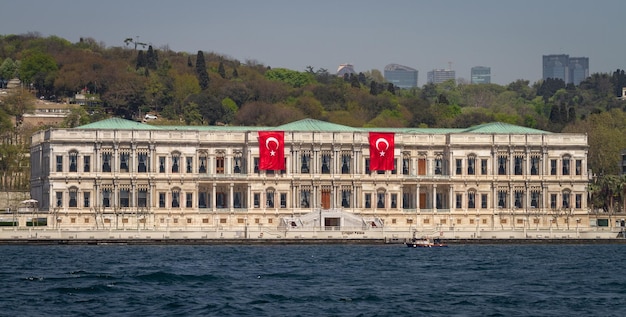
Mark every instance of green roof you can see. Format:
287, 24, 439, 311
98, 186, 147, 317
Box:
75, 118, 551, 134
77, 118, 163, 130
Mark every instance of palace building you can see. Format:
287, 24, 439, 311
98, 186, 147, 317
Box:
29, 118, 593, 233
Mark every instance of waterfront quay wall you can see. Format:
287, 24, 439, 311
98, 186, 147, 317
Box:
0, 226, 621, 245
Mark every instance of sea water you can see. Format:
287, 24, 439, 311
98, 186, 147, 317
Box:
0, 244, 625, 316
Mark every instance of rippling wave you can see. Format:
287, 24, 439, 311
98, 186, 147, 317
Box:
0, 244, 625, 316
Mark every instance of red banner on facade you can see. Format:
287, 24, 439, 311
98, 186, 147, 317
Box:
258, 131, 285, 170
369, 132, 394, 171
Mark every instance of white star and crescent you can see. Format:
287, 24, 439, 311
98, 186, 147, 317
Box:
265, 136, 280, 156
375, 137, 389, 157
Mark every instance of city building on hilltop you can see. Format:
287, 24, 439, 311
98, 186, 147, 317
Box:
470, 66, 491, 84
542, 54, 589, 85
427, 69, 455, 84
29, 118, 599, 233
384, 64, 418, 88
336, 64, 356, 78
568, 57, 589, 86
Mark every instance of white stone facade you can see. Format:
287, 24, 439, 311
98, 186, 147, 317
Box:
29, 121, 592, 233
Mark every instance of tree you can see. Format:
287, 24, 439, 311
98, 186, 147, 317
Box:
19, 51, 58, 95
146, 45, 158, 70
218, 61, 226, 79
195, 50, 210, 90
0, 58, 18, 88
61, 106, 90, 128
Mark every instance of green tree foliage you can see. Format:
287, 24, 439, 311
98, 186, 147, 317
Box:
61, 105, 90, 128
195, 50, 209, 90
19, 51, 58, 95
264, 68, 314, 88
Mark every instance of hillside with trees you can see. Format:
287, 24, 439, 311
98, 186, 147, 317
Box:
2, 33, 626, 206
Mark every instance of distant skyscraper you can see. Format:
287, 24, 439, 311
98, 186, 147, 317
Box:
568, 57, 589, 86
542, 54, 589, 85
336, 64, 356, 77
427, 69, 455, 84
470, 66, 491, 84
384, 64, 418, 88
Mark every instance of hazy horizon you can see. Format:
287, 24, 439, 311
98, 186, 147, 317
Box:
1, 0, 625, 85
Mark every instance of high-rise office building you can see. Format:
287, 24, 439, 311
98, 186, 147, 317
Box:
568, 57, 589, 86
384, 64, 418, 88
542, 54, 589, 85
427, 69, 455, 84
470, 66, 491, 84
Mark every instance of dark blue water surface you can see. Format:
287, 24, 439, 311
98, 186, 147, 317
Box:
0, 244, 625, 317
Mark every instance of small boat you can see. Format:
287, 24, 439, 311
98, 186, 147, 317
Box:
405, 237, 448, 248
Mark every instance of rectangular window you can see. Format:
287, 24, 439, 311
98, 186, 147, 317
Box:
199, 156, 207, 173
186, 157, 193, 173
138, 153, 148, 173
172, 155, 180, 173
455, 159, 462, 175
365, 158, 370, 174
575, 194, 582, 209
69, 190, 77, 207
392, 159, 397, 175
301, 154, 310, 173
550, 159, 557, 175
83, 192, 90, 208
435, 158, 442, 175
575, 160, 582, 176
300, 190, 310, 208
280, 193, 287, 208
159, 192, 166, 208
56, 155, 63, 172
321, 154, 331, 174
481, 159, 488, 175
254, 193, 260, 208
216, 157, 224, 174
531, 191, 539, 208
159, 156, 166, 173
481, 193, 487, 209
254, 157, 259, 173
266, 191, 274, 208
102, 153, 111, 172
531, 157, 539, 175
172, 191, 180, 208
69, 153, 77, 172
498, 156, 507, 175
55, 192, 63, 207
562, 192, 570, 209
83, 155, 91, 173
467, 157, 475, 175
498, 191, 507, 208
377, 193, 385, 208
138, 189, 147, 208
402, 158, 409, 175
102, 189, 111, 208
550, 194, 557, 209
119, 152, 129, 172
515, 191, 523, 208
514, 156, 523, 175
341, 190, 351, 208
119, 189, 130, 207
234, 157, 242, 173
455, 193, 462, 208
186, 193, 193, 208
562, 158, 570, 175
391, 193, 397, 208
198, 192, 207, 208
365, 193, 371, 208
468, 192, 475, 209
341, 154, 351, 174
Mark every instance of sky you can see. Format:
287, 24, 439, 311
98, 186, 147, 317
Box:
1, 0, 625, 85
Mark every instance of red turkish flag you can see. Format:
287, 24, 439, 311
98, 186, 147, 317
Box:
259, 131, 285, 170
369, 132, 394, 171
